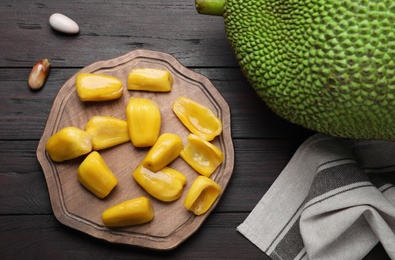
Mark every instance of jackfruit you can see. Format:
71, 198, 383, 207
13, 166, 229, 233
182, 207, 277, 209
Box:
196, 0, 395, 140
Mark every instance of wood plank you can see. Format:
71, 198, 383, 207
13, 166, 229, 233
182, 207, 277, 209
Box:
0, 171, 51, 215
0, 68, 314, 140
0, 139, 308, 215
0, 0, 236, 68
0, 213, 267, 259
0, 214, 388, 259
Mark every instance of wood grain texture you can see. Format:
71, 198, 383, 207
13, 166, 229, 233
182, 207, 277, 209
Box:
0, 0, 235, 68
0, 139, 303, 215
0, 68, 313, 140
0, 214, 389, 260
0, 214, 268, 260
36, 50, 235, 250
0, 0, 389, 259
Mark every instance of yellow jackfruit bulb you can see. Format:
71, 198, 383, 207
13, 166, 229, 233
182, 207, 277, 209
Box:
127, 68, 173, 92
102, 197, 154, 227
141, 133, 183, 172
85, 116, 130, 150
133, 165, 187, 202
172, 96, 222, 141
180, 134, 224, 177
77, 151, 118, 199
76, 73, 123, 101
184, 176, 222, 215
126, 97, 161, 147
45, 126, 92, 162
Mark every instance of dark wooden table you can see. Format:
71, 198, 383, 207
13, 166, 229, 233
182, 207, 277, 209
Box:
0, 1, 389, 259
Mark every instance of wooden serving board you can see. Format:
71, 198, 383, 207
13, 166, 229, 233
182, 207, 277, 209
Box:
36, 49, 234, 250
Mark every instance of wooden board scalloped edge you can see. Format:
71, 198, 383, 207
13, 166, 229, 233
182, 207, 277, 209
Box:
36, 49, 234, 250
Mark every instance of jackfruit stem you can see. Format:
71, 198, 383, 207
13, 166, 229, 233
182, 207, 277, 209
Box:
195, 0, 225, 16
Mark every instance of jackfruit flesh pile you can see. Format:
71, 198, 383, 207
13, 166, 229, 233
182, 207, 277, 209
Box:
224, 0, 395, 140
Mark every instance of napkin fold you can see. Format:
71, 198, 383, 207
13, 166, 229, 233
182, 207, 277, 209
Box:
237, 134, 395, 260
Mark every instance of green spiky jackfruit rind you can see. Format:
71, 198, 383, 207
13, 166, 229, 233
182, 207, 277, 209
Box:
223, 0, 395, 140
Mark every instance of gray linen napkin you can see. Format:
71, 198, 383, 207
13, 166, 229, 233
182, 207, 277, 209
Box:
237, 133, 395, 260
